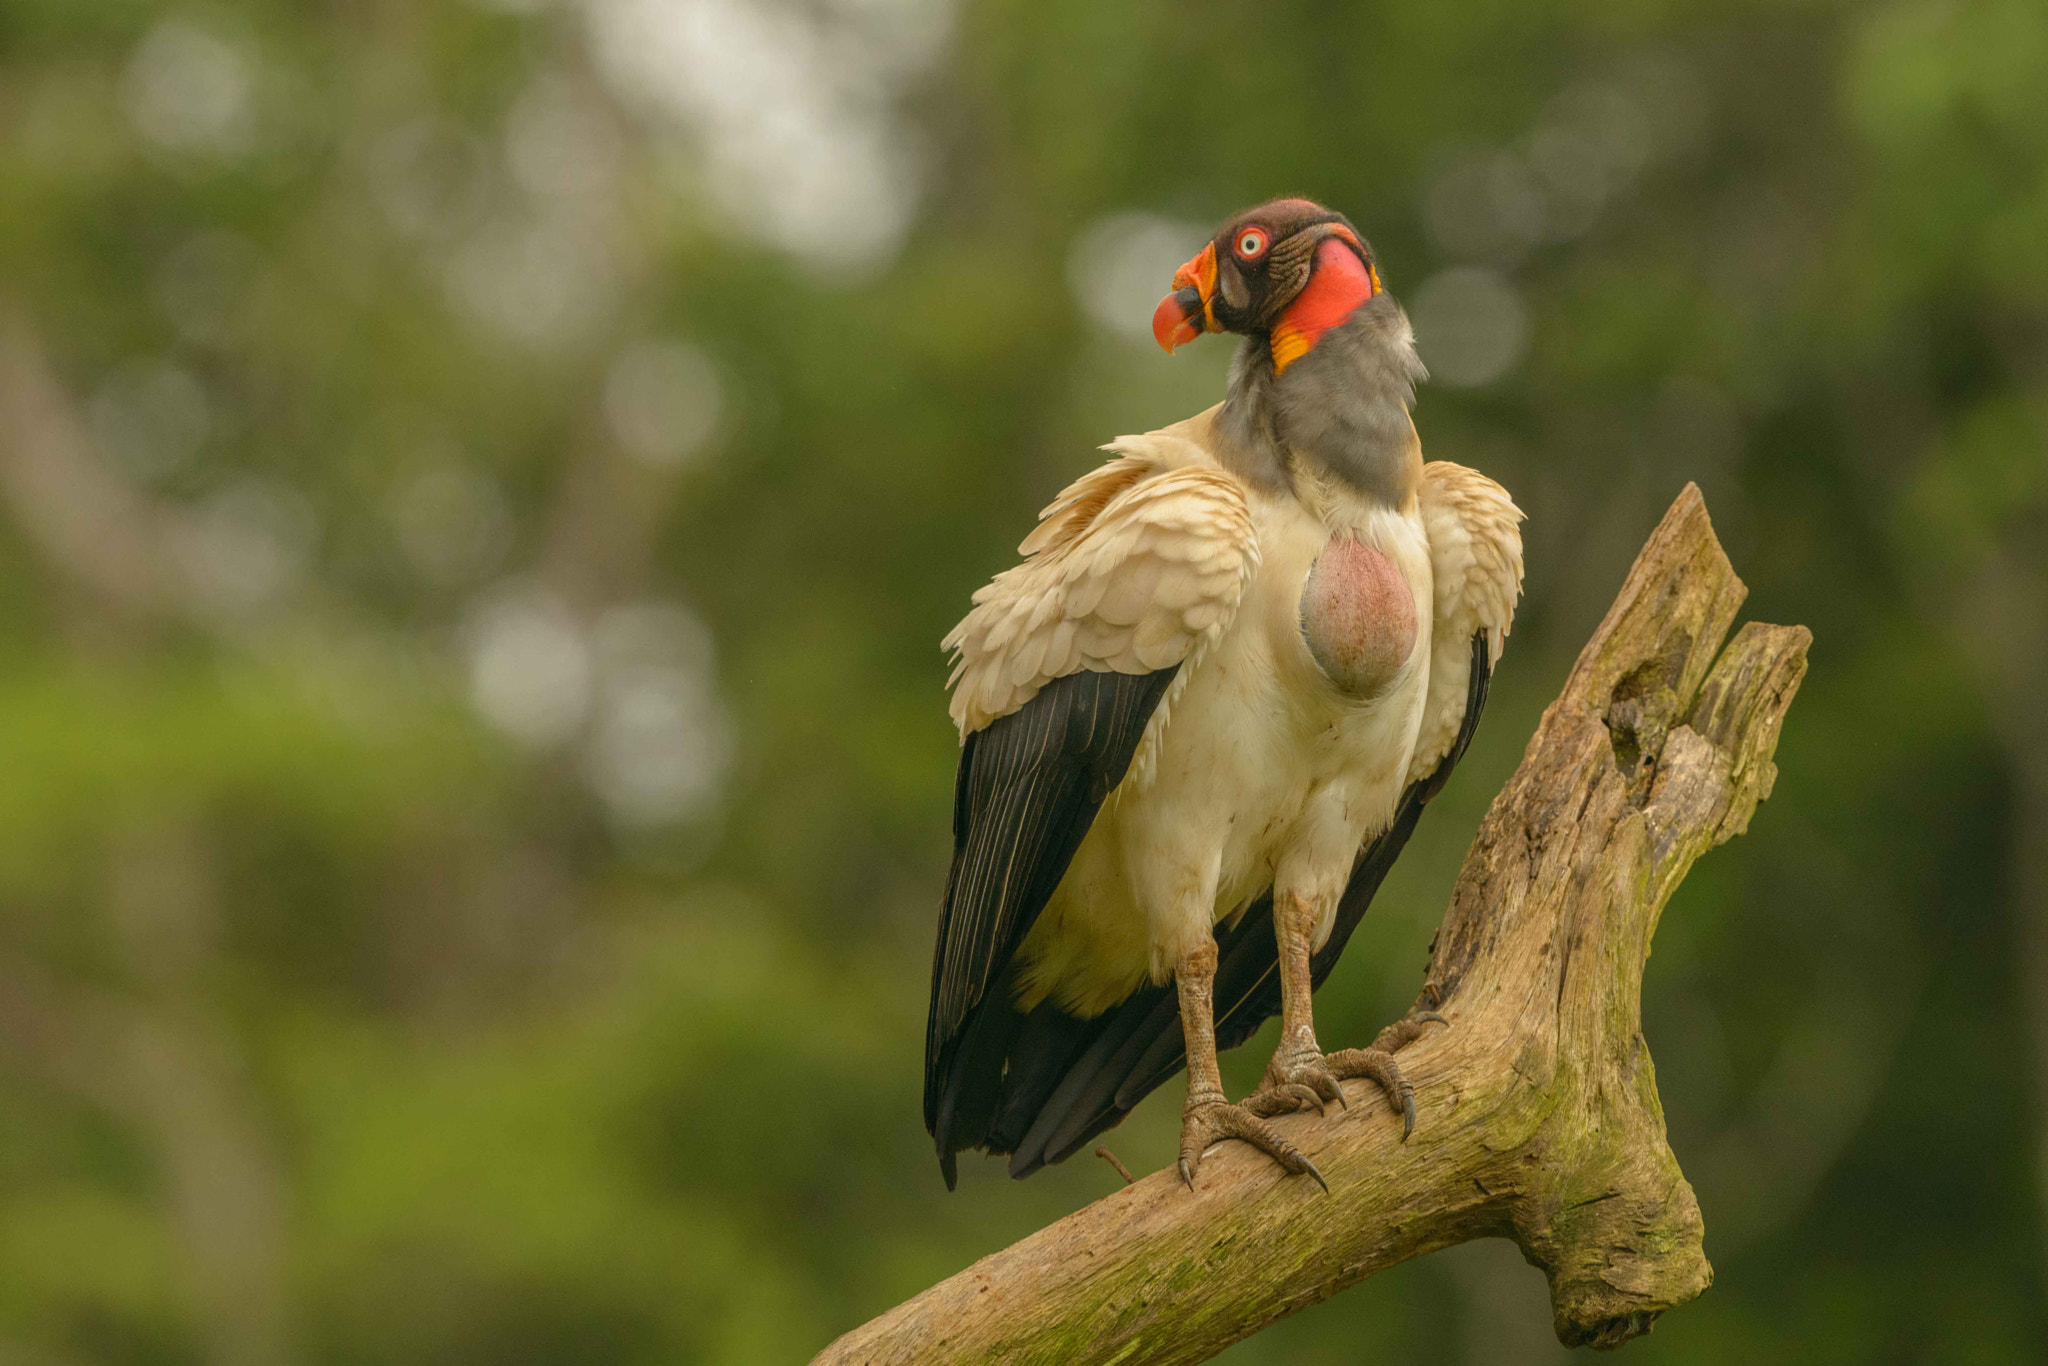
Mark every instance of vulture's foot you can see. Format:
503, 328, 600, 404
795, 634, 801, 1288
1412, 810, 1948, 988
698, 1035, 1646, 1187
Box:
1321, 1046, 1418, 1140
1244, 1045, 1349, 1119
1371, 1008, 1449, 1055
1249, 1012, 1448, 1142
1177, 1096, 1327, 1192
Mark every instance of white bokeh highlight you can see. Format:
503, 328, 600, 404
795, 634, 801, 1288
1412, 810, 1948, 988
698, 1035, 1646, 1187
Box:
583, 601, 731, 826
1066, 212, 1208, 341
89, 359, 211, 482
1412, 267, 1530, 388
446, 214, 617, 348
173, 479, 318, 616
603, 340, 723, 467
1421, 70, 1695, 268
583, 0, 953, 275
504, 75, 624, 204
121, 19, 257, 159
461, 587, 734, 827
465, 585, 594, 748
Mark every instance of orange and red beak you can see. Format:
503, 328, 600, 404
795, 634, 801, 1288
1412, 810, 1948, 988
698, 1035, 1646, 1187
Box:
1152, 241, 1220, 353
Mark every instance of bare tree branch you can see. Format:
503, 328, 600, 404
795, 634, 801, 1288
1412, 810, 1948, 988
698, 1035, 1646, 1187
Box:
817, 484, 1810, 1366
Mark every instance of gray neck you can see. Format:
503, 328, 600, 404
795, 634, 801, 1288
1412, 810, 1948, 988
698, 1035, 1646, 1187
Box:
1211, 292, 1426, 506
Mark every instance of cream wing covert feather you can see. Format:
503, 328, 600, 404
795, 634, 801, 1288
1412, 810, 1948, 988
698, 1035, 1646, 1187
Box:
1409, 461, 1525, 786
943, 434, 1259, 738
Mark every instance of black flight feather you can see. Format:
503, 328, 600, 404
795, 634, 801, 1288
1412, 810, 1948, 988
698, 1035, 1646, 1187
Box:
924, 666, 1179, 1186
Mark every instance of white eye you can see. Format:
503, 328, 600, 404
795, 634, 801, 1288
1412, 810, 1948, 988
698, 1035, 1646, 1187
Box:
1234, 229, 1267, 258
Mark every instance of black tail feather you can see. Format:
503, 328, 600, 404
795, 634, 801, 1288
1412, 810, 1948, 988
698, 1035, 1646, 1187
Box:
1009, 981, 1174, 1177
931, 973, 1026, 1165
987, 1002, 1093, 1152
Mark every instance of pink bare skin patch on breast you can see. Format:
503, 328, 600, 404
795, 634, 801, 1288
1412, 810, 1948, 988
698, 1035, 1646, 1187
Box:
1298, 537, 1418, 698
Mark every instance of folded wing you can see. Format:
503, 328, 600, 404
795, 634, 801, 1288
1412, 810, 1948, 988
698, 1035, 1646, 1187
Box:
925, 435, 1257, 1185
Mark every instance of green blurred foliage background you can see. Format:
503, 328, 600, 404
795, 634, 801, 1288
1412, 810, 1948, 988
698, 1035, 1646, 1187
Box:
0, 0, 2044, 1361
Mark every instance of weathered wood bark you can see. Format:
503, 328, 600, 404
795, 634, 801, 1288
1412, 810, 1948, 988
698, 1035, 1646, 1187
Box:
820, 485, 1809, 1365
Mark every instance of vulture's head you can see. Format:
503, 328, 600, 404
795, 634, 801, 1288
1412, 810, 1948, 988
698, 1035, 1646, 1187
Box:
1151, 198, 1383, 372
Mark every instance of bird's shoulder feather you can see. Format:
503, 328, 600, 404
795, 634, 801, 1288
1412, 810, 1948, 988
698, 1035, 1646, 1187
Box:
1411, 461, 1525, 784
943, 425, 1258, 737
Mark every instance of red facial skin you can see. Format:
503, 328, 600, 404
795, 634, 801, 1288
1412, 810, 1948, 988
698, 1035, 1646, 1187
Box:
1268, 238, 1378, 371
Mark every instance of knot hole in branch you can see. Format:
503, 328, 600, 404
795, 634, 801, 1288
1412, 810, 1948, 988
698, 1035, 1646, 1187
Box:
1603, 632, 1693, 790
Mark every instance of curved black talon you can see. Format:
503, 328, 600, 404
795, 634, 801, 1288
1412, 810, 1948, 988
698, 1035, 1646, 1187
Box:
1283, 1081, 1333, 1115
